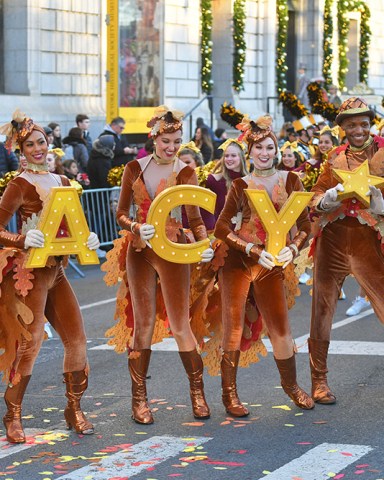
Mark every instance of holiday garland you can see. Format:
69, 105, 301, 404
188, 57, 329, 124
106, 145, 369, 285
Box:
200, 0, 213, 94
307, 82, 339, 122
220, 102, 244, 128
322, 0, 333, 87
278, 91, 308, 118
337, 0, 371, 91
276, 0, 289, 94
232, 0, 247, 92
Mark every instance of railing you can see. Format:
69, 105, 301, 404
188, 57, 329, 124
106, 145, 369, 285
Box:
184, 95, 213, 139
80, 187, 121, 247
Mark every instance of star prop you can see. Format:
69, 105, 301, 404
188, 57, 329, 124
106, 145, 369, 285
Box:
332, 160, 384, 207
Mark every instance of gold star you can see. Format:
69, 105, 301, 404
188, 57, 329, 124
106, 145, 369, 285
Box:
332, 160, 384, 207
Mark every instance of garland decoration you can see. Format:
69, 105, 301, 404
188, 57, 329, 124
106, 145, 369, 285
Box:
232, 0, 247, 92
276, 0, 289, 95
278, 91, 308, 119
322, 0, 334, 87
337, 0, 371, 91
307, 82, 339, 122
220, 102, 245, 128
200, 0, 213, 94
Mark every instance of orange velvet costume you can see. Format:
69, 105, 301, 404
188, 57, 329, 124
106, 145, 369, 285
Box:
0, 174, 88, 382
214, 171, 310, 352
103, 155, 211, 423
308, 135, 384, 402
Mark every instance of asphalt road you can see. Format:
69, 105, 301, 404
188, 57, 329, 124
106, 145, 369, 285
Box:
0, 262, 383, 480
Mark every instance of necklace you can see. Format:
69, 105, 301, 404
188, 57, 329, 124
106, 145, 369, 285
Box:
25, 161, 49, 173
349, 136, 373, 152
252, 166, 276, 177
152, 152, 175, 165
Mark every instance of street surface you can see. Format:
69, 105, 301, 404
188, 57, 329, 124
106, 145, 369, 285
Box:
0, 262, 383, 480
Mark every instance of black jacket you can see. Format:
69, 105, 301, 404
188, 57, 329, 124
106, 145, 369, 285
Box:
87, 140, 114, 189
0, 144, 18, 175
99, 129, 134, 167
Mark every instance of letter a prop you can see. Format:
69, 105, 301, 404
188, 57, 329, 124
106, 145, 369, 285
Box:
25, 187, 99, 268
245, 190, 314, 262
146, 185, 216, 264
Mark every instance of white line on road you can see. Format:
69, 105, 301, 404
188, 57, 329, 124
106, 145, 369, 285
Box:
79, 298, 116, 311
55, 435, 212, 480
0, 429, 69, 459
256, 442, 373, 480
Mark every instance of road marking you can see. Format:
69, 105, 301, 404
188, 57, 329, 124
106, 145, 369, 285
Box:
256, 442, 373, 480
80, 298, 116, 311
55, 435, 211, 480
0, 429, 69, 459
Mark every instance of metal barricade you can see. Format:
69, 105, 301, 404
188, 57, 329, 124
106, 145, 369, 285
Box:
80, 187, 121, 247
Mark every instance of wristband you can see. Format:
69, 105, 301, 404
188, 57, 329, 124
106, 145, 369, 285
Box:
289, 243, 299, 256
130, 221, 137, 234
245, 242, 254, 257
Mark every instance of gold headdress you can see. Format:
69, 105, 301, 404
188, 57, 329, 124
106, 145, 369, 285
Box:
0, 109, 47, 152
236, 114, 278, 152
177, 141, 201, 155
319, 125, 340, 139
280, 141, 299, 153
49, 147, 65, 159
147, 105, 184, 137
218, 138, 247, 152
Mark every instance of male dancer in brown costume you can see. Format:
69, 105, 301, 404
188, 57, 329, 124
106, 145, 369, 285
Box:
309, 97, 384, 404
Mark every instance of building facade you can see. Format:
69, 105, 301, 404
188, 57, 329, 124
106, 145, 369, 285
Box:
0, 0, 383, 141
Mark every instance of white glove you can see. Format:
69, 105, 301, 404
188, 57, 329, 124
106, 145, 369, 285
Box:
276, 246, 293, 269
200, 247, 214, 263
139, 223, 155, 241
87, 232, 100, 250
367, 185, 384, 215
258, 249, 275, 270
24, 229, 45, 249
320, 183, 344, 210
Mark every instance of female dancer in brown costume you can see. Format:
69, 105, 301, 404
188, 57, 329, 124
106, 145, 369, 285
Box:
214, 115, 314, 412
0, 111, 100, 443
113, 106, 214, 424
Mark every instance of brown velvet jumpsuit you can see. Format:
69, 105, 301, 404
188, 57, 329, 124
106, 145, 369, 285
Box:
308, 136, 384, 403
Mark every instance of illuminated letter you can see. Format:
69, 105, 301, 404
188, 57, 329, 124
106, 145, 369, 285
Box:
146, 185, 216, 264
245, 190, 314, 263
25, 187, 99, 268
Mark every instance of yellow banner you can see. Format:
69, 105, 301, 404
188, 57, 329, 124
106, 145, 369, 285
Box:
106, 0, 119, 123
118, 107, 155, 134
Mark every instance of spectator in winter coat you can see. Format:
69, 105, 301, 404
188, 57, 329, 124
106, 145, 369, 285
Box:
87, 135, 115, 189
99, 117, 137, 167
76, 114, 93, 154
62, 127, 89, 173
0, 143, 19, 175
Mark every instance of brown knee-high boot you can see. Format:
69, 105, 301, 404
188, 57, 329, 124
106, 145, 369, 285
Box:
308, 338, 336, 404
274, 355, 315, 410
63, 369, 94, 434
179, 349, 210, 419
221, 351, 249, 417
3, 375, 31, 444
128, 349, 154, 424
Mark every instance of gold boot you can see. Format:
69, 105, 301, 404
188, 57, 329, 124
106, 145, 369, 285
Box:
128, 349, 154, 424
274, 355, 315, 410
3, 375, 31, 444
179, 349, 210, 419
308, 338, 336, 404
221, 351, 249, 417
63, 369, 94, 434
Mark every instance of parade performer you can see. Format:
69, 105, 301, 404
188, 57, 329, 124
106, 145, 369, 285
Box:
103, 106, 214, 424
0, 110, 100, 443
309, 97, 384, 404
214, 115, 314, 412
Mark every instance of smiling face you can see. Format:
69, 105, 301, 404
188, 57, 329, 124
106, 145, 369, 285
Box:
223, 144, 242, 172
155, 130, 183, 161
179, 153, 197, 169
21, 130, 48, 165
46, 152, 56, 172
281, 147, 296, 168
318, 133, 334, 154
250, 136, 276, 170
341, 115, 371, 148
